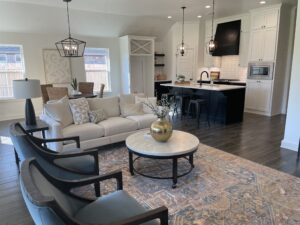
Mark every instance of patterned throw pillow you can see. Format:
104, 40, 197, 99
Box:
89, 108, 107, 123
69, 98, 90, 125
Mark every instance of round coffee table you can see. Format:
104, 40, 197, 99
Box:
126, 130, 199, 188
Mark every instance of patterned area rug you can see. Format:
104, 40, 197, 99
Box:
76, 143, 300, 225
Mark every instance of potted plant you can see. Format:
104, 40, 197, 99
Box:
70, 78, 78, 95
177, 74, 186, 82
143, 96, 174, 142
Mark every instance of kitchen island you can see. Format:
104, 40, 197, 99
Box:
161, 83, 246, 124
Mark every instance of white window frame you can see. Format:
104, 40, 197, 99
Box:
0, 44, 26, 99
83, 48, 111, 93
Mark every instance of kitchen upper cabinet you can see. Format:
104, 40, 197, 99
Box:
249, 27, 277, 62
245, 80, 272, 113
251, 8, 279, 30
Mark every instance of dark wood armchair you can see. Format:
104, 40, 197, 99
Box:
9, 122, 101, 197
20, 158, 168, 225
79, 82, 94, 95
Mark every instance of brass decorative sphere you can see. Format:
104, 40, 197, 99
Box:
150, 118, 173, 142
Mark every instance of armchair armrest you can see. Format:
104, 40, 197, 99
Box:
39, 136, 80, 148
109, 206, 168, 225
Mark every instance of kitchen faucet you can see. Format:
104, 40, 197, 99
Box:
199, 71, 209, 86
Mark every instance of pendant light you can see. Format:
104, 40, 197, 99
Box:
55, 0, 86, 57
179, 6, 186, 56
208, 0, 216, 55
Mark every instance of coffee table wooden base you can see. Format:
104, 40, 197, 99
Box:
128, 150, 196, 188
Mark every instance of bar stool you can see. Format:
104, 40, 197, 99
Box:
187, 98, 210, 128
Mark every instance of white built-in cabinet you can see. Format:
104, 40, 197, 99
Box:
245, 5, 284, 116
245, 80, 272, 113
119, 35, 155, 97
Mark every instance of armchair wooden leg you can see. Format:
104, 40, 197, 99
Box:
160, 209, 169, 225
94, 182, 101, 197
298, 138, 300, 159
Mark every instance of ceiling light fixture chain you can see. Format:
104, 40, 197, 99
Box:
179, 6, 186, 56
208, 0, 216, 55
55, 0, 86, 57
211, 0, 215, 40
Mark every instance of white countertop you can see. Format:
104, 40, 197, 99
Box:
161, 83, 246, 91
126, 130, 199, 157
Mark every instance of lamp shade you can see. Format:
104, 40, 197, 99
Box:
13, 79, 41, 99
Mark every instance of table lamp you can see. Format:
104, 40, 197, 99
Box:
13, 78, 41, 126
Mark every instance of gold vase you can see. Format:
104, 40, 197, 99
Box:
150, 117, 173, 142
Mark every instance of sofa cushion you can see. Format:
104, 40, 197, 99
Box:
88, 96, 120, 118
63, 123, 105, 141
75, 190, 158, 225
127, 114, 157, 129
120, 103, 144, 117
135, 96, 157, 114
69, 98, 90, 125
89, 108, 107, 123
98, 117, 138, 136
44, 96, 73, 128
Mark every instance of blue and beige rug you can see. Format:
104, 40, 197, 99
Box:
78, 143, 300, 225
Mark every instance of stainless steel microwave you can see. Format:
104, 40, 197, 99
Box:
247, 62, 274, 80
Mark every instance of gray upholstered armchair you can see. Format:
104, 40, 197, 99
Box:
20, 158, 169, 225
9, 122, 101, 196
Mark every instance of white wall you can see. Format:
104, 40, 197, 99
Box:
0, 32, 121, 121
162, 22, 200, 81
281, 1, 300, 151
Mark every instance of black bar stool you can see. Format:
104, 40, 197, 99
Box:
187, 97, 210, 128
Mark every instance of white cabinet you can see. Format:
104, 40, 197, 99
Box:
249, 27, 277, 61
119, 35, 155, 96
245, 80, 272, 114
251, 8, 279, 30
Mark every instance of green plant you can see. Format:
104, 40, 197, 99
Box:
177, 74, 185, 80
71, 78, 77, 90
142, 95, 174, 119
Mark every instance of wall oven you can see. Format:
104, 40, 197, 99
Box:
248, 62, 274, 80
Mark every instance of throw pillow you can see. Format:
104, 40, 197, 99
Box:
44, 96, 73, 128
89, 108, 107, 123
135, 96, 157, 114
120, 103, 144, 117
120, 93, 145, 105
69, 98, 90, 125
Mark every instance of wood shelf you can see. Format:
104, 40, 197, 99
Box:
155, 64, 165, 67
155, 53, 165, 57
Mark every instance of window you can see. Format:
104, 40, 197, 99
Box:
0, 45, 25, 98
84, 48, 111, 92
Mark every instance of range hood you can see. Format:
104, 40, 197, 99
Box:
212, 20, 241, 56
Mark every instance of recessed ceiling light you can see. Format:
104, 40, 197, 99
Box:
167, 16, 172, 19
259, 1, 266, 4
197, 15, 202, 18
205, 5, 211, 9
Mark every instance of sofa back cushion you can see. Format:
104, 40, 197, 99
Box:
119, 93, 145, 105
87, 96, 120, 118
44, 96, 73, 128
135, 96, 157, 114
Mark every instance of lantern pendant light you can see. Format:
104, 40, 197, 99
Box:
179, 6, 186, 56
55, 0, 86, 57
208, 0, 216, 55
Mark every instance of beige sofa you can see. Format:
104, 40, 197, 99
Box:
40, 94, 157, 152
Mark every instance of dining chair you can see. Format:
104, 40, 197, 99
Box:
40, 84, 53, 104
78, 82, 94, 95
99, 83, 105, 98
46, 87, 69, 100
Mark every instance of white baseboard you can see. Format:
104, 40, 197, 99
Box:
281, 139, 299, 151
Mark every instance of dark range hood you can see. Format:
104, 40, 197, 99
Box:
212, 20, 241, 56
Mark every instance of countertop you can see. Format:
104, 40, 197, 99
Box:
161, 83, 246, 91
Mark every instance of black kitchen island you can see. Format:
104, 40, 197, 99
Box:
161, 83, 246, 124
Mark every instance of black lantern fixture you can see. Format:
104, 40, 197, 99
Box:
179, 6, 186, 56
208, 0, 216, 55
55, 0, 86, 57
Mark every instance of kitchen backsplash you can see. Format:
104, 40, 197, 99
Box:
218, 56, 247, 81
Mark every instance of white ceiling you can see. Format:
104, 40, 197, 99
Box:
0, 0, 297, 39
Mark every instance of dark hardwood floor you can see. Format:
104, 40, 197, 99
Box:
0, 113, 299, 225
